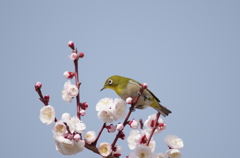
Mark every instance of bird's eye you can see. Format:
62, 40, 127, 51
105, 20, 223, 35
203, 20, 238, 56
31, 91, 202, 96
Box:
108, 79, 113, 85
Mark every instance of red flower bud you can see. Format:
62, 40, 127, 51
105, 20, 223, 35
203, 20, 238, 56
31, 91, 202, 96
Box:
68, 41, 75, 49
35, 82, 42, 89
81, 102, 88, 110
44, 95, 50, 102
141, 83, 148, 89
79, 52, 84, 58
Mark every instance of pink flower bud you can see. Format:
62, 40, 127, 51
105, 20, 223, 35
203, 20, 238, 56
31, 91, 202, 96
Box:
63, 71, 75, 79
129, 119, 139, 129
141, 83, 148, 89
44, 95, 50, 102
106, 124, 116, 133
81, 102, 88, 110
79, 110, 86, 116
159, 123, 167, 130
35, 82, 42, 89
116, 123, 124, 131
68, 41, 75, 49
126, 97, 132, 104
69, 53, 78, 60
74, 134, 81, 142
67, 133, 73, 140
79, 52, 84, 58
119, 131, 125, 140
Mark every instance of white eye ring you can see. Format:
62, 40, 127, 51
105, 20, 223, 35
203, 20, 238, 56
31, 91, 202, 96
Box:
108, 79, 113, 85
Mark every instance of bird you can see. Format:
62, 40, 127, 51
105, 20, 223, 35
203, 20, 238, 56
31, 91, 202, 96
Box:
100, 75, 171, 117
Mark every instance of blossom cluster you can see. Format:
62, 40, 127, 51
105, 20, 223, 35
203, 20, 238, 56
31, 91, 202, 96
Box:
126, 113, 183, 158
128, 134, 184, 158
35, 41, 185, 157
53, 113, 86, 155
62, 80, 79, 103
96, 98, 127, 123
39, 104, 87, 155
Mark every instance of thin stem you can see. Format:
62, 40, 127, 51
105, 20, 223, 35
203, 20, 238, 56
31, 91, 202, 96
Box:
73, 49, 81, 120
93, 123, 106, 146
146, 112, 160, 146
35, 87, 58, 122
111, 86, 145, 149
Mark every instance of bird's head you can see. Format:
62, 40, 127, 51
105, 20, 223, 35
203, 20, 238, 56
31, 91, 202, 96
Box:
100, 75, 123, 92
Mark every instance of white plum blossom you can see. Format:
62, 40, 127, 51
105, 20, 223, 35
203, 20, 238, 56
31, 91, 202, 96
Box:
53, 120, 67, 135
134, 129, 151, 145
134, 145, 153, 158
111, 98, 127, 120
62, 80, 79, 103
97, 108, 114, 123
148, 139, 156, 153
112, 146, 123, 157
164, 135, 184, 149
128, 152, 137, 158
144, 114, 166, 134
98, 142, 112, 157
127, 130, 139, 150
127, 129, 156, 152
40, 105, 55, 125
153, 153, 165, 158
61, 113, 71, 120
96, 98, 113, 111
71, 116, 86, 133
96, 98, 127, 123
62, 90, 72, 103
53, 113, 86, 155
85, 131, 96, 144
55, 135, 85, 155
165, 149, 182, 158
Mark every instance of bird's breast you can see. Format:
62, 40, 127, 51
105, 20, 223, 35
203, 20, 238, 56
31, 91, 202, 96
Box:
119, 81, 153, 108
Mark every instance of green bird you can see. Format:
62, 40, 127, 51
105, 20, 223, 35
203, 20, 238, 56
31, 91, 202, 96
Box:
100, 75, 172, 117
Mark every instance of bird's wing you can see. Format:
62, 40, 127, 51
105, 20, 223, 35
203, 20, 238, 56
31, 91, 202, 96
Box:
129, 79, 161, 103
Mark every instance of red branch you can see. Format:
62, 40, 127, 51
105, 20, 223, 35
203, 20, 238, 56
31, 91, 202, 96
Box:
72, 49, 82, 120
92, 123, 106, 146
146, 112, 160, 146
111, 86, 145, 149
34, 87, 58, 122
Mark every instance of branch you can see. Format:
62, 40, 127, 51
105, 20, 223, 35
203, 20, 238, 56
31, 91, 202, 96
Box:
111, 86, 146, 149
35, 86, 58, 122
93, 123, 106, 146
146, 112, 160, 146
72, 48, 82, 120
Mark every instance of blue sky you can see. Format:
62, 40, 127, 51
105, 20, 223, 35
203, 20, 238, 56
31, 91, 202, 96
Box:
1, 1, 239, 157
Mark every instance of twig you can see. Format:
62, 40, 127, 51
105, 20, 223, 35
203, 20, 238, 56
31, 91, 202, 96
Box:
146, 112, 160, 146
111, 86, 145, 149
35, 87, 58, 122
93, 123, 106, 146
72, 49, 82, 120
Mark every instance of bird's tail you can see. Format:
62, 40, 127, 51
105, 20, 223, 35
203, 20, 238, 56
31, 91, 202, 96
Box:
154, 103, 172, 117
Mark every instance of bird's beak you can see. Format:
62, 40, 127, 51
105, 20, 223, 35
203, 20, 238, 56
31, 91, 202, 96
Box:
100, 86, 106, 91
